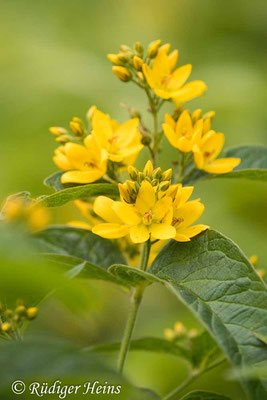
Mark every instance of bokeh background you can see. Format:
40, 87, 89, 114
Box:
1, 0, 267, 398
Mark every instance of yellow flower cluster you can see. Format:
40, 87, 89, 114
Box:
2, 196, 49, 231
0, 300, 38, 335
51, 108, 143, 184
163, 109, 241, 174
250, 255, 265, 279
108, 40, 207, 106
92, 161, 209, 243
164, 321, 197, 341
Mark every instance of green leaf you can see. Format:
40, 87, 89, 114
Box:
151, 230, 267, 399
37, 183, 118, 207
189, 331, 224, 370
33, 226, 125, 269
183, 145, 267, 185
87, 337, 191, 362
180, 391, 231, 400
108, 264, 164, 287
43, 171, 66, 191
44, 253, 128, 286
0, 338, 160, 400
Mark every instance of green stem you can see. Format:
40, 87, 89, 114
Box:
163, 358, 226, 400
117, 240, 151, 374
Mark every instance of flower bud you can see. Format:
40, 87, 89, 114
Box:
147, 40, 162, 58
159, 181, 170, 191
70, 120, 83, 136
134, 42, 144, 56
117, 53, 129, 63
49, 127, 68, 136
128, 166, 138, 181
120, 44, 131, 53
141, 135, 152, 146
125, 180, 136, 195
26, 307, 38, 320
112, 66, 132, 82
151, 179, 159, 187
152, 167, 162, 180
107, 53, 121, 65
137, 172, 145, 183
86, 105, 96, 121
143, 160, 153, 177
15, 305, 26, 316
133, 56, 144, 71
162, 168, 172, 181
250, 255, 258, 267
174, 322, 186, 336
137, 72, 144, 81
164, 328, 175, 340
56, 135, 71, 144
118, 184, 131, 203
203, 111, 215, 120
1, 322, 12, 333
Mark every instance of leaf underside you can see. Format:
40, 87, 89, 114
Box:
151, 229, 267, 399
180, 390, 231, 400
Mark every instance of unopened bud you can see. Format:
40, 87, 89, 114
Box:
128, 166, 138, 181
162, 168, 172, 181
134, 42, 144, 56
164, 328, 175, 340
120, 44, 131, 53
137, 72, 144, 81
117, 53, 129, 63
49, 127, 68, 136
15, 305, 26, 316
70, 120, 83, 136
151, 179, 159, 187
134, 181, 140, 192
159, 181, 170, 191
174, 322, 186, 336
147, 40, 162, 58
143, 160, 153, 177
107, 53, 121, 65
250, 255, 258, 267
141, 135, 152, 146
126, 180, 136, 195
133, 56, 144, 71
137, 172, 145, 183
118, 184, 131, 203
203, 111, 215, 120
152, 167, 162, 180
26, 307, 38, 320
56, 135, 71, 144
112, 66, 132, 82
86, 105, 96, 121
1, 322, 12, 333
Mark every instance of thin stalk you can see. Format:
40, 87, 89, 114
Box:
163, 358, 226, 400
117, 240, 151, 373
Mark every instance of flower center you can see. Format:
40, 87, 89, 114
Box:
143, 211, 153, 225
172, 216, 184, 227
161, 75, 171, 87
84, 160, 96, 168
204, 150, 214, 159
108, 135, 119, 152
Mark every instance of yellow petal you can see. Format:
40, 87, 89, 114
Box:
115, 118, 140, 147
136, 181, 155, 214
112, 202, 141, 225
180, 224, 209, 238
92, 223, 129, 239
176, 110, 192, 138
64, 143, 90, 170
61, 169, 104, 184
152, 197, 173, 222
92, 109, 113, 146
164, 113, 176, 129
68, 221, 91, 230
94, 196, 122, 223
201, 132, 225, 162
142, 63, 156, 89
130, 224, 149, 243
204, 158, 241, 174
174, 200, 205, 230
168, 64, 192, 91
162, 123, 179, 149
168, 49, 179, 72
177, 137, 193, 152
174, 185, 194, 208
152, 49, 171, 76
53, 148, 72, 170
193, 145, 204, 169
172, 80, 207, 105
174, 233, 191, 242
150, 223, 176, 240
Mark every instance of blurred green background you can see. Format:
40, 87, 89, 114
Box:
1, 0, 267, 398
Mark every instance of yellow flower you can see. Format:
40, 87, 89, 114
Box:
162, 111, 203, 152
54, 134, 107, 184
172, 185, 209, 241
92, 181, 176, 243
250, 255, 258, 267
92, 109, 143, 165
193, 130, 241, 174
2, 197, 50, 231
142, 47, 207, 101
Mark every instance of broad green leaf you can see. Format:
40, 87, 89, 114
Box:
37, 183, 118, 207
188, 331, 224, 370
108, 264, 164, 287
33, 226, 125, 269
183, 145, 267, 185
180, 391, 231, 400
151, 230, 267, 399
0, 339, 159, 400
87, 337, 191, 362
44, 253, 128, 286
